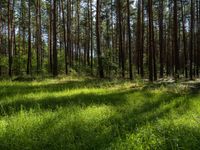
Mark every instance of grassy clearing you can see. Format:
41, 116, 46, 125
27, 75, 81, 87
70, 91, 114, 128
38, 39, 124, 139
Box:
0, 77, 200, 150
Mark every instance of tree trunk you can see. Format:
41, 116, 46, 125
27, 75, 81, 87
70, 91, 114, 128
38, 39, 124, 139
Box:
53, 0, 58, 76
96, 0, 104, 78
136, 0, 141, 75
148, 0, 153, 82
127, 0, 133, 80
67, 0, 71, 68
8, 0, 12, 77
141, 0, 144, 78
189, 0, 194, 79
173, 0, 179, 79
27, 0, 32, 75
181, 0, 188, 78
90, 0, 93, 74
117, 0, 124, 78
61, 0, 68, 74
159, 0, 164, 78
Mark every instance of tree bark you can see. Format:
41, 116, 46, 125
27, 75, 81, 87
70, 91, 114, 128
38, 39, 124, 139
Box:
53, 0, 58, 76
27, 0, 32, 75
173, 0, 179, 79
96, 0, 104, 78
148, 0, 153, 82
61, 0, 68, 74
159, 0, 164, 78
127, 0, 133, 80
190, 0, 194, 79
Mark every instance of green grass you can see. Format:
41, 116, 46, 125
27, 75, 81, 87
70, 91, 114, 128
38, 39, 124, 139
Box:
0, 77, 200, 150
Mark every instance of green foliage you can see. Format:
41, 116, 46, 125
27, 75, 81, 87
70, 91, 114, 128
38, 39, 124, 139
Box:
102, 50, 119, 77
0, 78, 200, 149
0, 56, 8, 68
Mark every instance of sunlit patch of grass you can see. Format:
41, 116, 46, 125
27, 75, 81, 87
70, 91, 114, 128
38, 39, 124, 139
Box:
0, 77, 200, 149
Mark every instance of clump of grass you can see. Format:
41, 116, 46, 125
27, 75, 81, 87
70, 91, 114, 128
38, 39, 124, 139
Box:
0, 77, 200, 149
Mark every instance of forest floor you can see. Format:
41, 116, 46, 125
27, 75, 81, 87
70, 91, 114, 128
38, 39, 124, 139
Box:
0, 76, 200, 150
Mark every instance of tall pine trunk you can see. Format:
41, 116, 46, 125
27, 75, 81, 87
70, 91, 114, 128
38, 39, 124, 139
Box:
127, 0, 133, 80
27, 0, 32, 75
96, 0, 104, 78
53, 0, 58, 76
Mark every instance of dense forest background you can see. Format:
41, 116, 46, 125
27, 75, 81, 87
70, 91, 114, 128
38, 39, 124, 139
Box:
0, 0, 199, 81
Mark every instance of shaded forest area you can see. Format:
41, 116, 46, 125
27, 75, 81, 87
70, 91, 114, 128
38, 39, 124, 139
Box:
0, 0, 199, 81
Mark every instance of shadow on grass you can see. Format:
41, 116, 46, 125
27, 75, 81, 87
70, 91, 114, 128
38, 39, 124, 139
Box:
0, 89, 137, 116
0, 81, 200, 149
153, 124, 200, 150
0, 79, 126, 100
